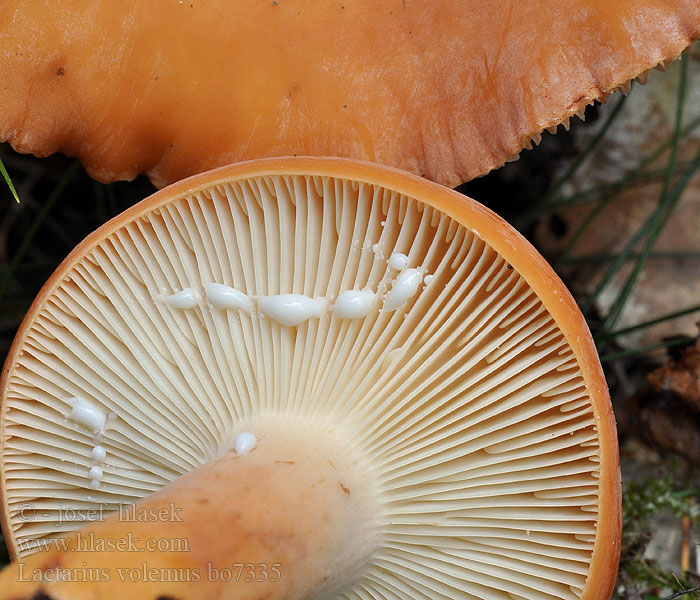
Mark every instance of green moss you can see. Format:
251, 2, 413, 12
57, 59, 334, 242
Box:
617, 477, 699, 599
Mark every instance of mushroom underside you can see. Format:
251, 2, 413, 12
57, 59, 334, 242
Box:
1, 165, 616, 599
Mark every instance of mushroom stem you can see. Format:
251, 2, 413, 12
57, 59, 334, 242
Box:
0, 425, 381, 599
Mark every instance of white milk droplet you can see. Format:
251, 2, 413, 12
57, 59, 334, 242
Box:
204, 283, 251, 312
67, 398, 107, 434
88, 466, 103, 480
384, 268, 423, 311
333, 290, 377, 319
91, 446, 107, 461
165, 287, 201, 309
424, 274, 434, 285
388, 252, 409, 270
372, 243, 379, 253
258, 294, 326, 326
234, 432, 257, 455
89, 479, 101, 489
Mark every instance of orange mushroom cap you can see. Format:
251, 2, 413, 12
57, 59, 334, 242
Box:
1, 1, 698, 188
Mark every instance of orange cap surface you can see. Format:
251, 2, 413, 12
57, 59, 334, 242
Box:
0, 1, 698, 188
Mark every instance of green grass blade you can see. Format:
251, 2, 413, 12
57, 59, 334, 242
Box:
553, 190, 615, 269
561, 250, 700, 264
545, 159, 693, 209
579, 146, 698, 318
0, 161, 80, 302
580, 213, 652, 316
551, 160, 693, 269
601, 152, 700, 330
585, 146, 700, 324
0, 157, 20, 203
659, 54, 688, 201
597, 303, 700, 342
599, 336, 694, 362
515, 93, 628, 229
546, 93, 628, 202
672, 488, 700, 499
516, 110, 700, 229
602, 57, 692, 332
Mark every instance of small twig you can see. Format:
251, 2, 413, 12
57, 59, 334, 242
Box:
664, 585, 700, 599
